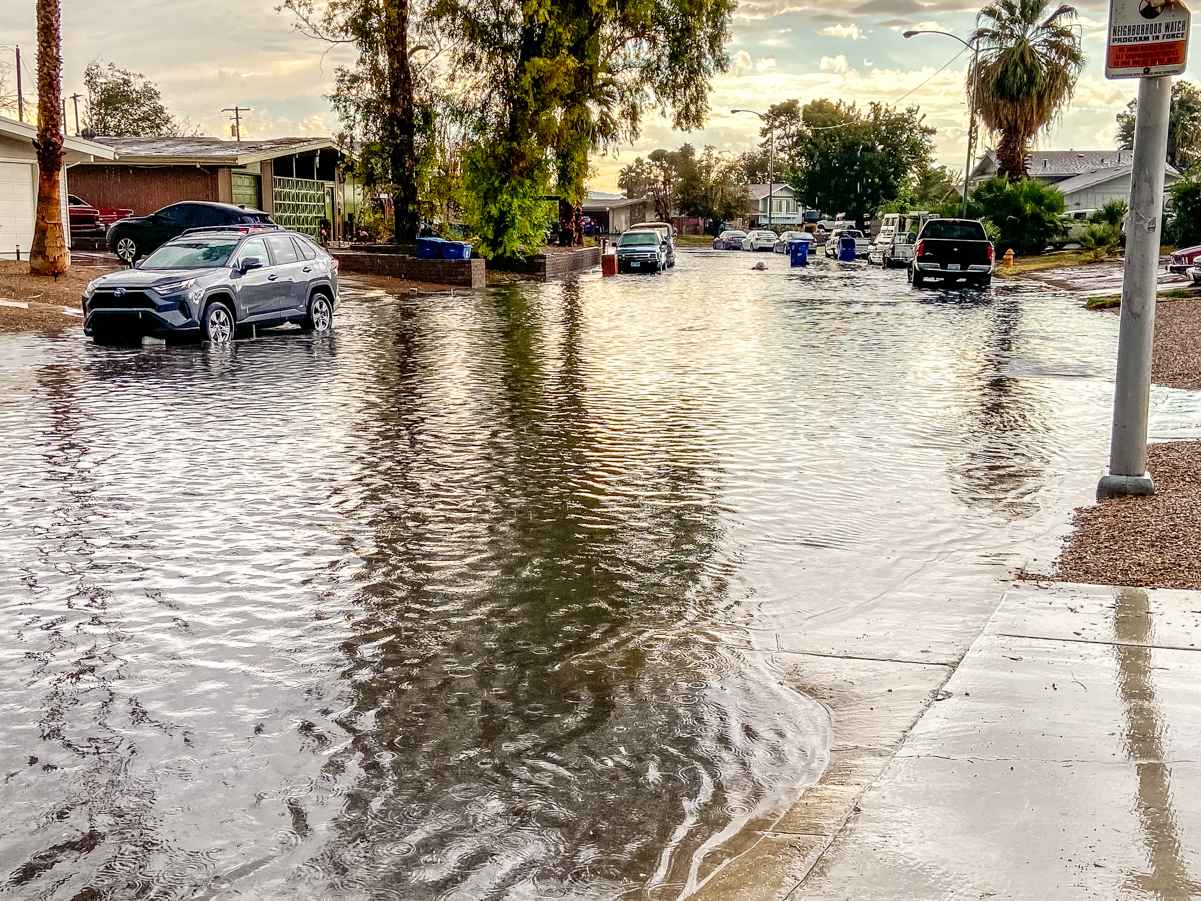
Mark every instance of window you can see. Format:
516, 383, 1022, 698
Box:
142, 240, 239, 270
235, 237, 270, 267
292, 237, 315, 261
265, 234, 300, 264
619, 232, 658, 246
192, 205, 230, 227
922, 220, 988, 240
156, 204, 191, 225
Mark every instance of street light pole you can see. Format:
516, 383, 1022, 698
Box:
733, 108, 774, 228
1097, 75, 1173, 499
904, 29, 978, 217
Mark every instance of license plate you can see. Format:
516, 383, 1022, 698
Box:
947, 263, 961, 271
630, 261, 640, 268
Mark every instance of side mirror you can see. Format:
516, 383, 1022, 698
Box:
133, 259, 143, 269
239, 256, 263, 273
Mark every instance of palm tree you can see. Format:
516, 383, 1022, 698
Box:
969, 0, 1084, 178
29, 0, 69, 276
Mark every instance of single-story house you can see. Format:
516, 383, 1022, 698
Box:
582, 190, 651, 234
746, 183, 802, 227
0, 115, 117, 260
68, 135, 348, 239
971, 150, 1136, 186
970, 149, 1179, 212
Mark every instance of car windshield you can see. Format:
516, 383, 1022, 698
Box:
620, 232, 658, 246
141, 240, 239, 270
922, 220, 988, 240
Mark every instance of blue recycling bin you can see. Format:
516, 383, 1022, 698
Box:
441, 240, 472, 260
416, 236, 444, 259
837, 234, 857, 262
789, 239, 810, 267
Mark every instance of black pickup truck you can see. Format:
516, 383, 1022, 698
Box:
909, 218, 995, 288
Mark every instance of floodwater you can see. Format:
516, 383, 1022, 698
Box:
0, 252, 1121, 899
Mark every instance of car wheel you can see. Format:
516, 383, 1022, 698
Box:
303, 293, 334, 333
202, 301, 235, 344
114, 235, 139, 263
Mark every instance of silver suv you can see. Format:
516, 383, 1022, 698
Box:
83, 225, 339, 344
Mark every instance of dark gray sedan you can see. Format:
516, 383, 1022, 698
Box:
84, 226, 339, 344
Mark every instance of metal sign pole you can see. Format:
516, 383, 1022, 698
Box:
1098, 75, 1173, 498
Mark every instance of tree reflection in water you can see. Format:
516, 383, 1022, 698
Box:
304, 284, 826, 898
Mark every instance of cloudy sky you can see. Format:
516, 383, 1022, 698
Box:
0, 0, 1181, 189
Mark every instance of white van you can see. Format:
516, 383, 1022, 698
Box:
869, 214, 902, 266
882, 211, 940, 268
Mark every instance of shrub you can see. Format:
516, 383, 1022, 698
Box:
1090, 199, 1128, 228
1079, 222, 1120, 260
966, 177, 1066, 256
1167, 177, 1201, 247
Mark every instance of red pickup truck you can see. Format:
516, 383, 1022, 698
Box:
68, 194, 133, 240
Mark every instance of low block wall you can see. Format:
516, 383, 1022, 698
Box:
332, 251, 485, 288
494, 247, 602, 280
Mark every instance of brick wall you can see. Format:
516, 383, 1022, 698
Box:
494, 247, 601, 280
67, 165, 221, 215
332, 251, 485, 288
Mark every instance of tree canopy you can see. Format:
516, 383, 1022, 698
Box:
618, 143, 743, 222
83, 61, 179, 137
1117, 80, 1201, 172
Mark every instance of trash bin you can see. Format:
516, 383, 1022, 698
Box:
601, 253, 618, 277
789, 239, 809, 267
416, 237, 443, 259
440, 240, 472, 260
837, 234, 857, 262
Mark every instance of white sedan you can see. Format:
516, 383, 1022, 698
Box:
741, 229, 779, 251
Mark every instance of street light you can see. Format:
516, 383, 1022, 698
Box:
903, 29, 979, 218
732, 108, 774, 228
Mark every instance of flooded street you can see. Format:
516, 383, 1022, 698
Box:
0, 251, 1121, 899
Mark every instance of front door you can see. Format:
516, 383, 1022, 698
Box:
231, 236, 276, 318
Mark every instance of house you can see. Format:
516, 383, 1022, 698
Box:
970, 149, 1179, 212
68, 135, 348, 239
582, 190, 651, 234
0, 115, 117, 260
745, 183, 802, 227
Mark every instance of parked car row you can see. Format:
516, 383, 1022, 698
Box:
711, 228, 819, 253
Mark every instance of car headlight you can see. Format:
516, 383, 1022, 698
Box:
152, 278, 196, 295
83, 279, 99, 299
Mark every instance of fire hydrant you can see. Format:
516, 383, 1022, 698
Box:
1003, 248, 1015, 269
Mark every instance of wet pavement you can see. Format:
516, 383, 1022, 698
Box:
0, 250, 1133, 898
783, 583, 1201, 901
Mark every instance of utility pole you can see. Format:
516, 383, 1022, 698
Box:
222, 106, 250, 142
15, 45, 24, 122
70, 93, 82, 135
1097, 75, 1173, 499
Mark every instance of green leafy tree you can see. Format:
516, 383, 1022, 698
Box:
966, 176, 1065, 254
1090, 199, 1128, 227
1117, 80, 1201, 172
1166, 177, 1201, 246
83, 61, 178, 137
435, 0, 736, 257
284, 0, 432, 242
617, 157, 657, 200
968, 0, 1084, 178
786, 99, 935, 223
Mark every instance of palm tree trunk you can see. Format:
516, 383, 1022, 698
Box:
383, 0, 419, 244
996, 129, 1029, 180
29, 0, 69, 276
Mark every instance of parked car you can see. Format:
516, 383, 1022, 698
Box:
629, 221, 676, 267
106, 201, 274, 263
823, 228, 868, 258
84, 225, 338, 344
868, 214, 902, 266
1190, 264, 1201, 286
773, 230, 812, 253
742, 229, 779, 251
1053, 209, 1098, 249
69, 194, 133, 232
713, 229, 747, 250
1169, 244, 1201, 273
615, 229, 669, 273
908, 218, 994, 288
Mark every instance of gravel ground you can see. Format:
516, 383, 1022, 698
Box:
1053, 442, 1201, 589
1152, 297, 1201, 389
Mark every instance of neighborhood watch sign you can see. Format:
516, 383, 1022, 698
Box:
1106, 0, 1191, 77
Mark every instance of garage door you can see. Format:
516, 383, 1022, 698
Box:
0, 162, 36, 260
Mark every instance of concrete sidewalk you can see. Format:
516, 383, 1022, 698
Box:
697, 582, 1201, 900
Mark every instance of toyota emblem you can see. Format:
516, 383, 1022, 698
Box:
114, 288, 126, 297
